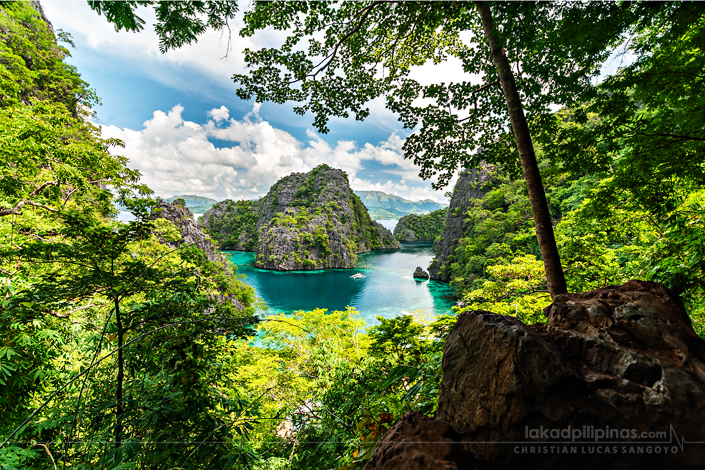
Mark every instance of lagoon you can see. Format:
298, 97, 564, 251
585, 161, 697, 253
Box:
224, 242, 456, 325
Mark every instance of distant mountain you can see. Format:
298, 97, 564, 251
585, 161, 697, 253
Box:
364, 207, 414, 220
166, 195, 219, 213
354, 191, 448, 220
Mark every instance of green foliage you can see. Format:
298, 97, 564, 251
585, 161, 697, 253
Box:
0, 6, 260, 468
204, 199, 259, 250
1, 205, 258, 469
394, 208, 447, 241
229, 2, 644, 188
450, 167, 702, 328
460, 255, 551, 324
643, 191, 705, 336
438, 176, 537, 294
0, 5, 146, 219
542, 3, 705, 220
291, 164, 331, 207
0, 2, 98, 113
226, 308, 453, 470
88, 0, 239, 53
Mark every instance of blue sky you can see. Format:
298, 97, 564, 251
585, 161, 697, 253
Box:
41, 1, 461, 203
41, 2, 632, 203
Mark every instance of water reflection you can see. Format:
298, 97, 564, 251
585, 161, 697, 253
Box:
224, 242, 455, 325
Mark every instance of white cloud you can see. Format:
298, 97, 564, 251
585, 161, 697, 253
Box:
207, 105, 230, 122
43, 1, 482, 130
101, 104, 448, 203
42, 1, 289, 93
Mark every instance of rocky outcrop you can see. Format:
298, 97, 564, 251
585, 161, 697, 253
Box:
362, 411, 469, 470
150, 198, 222, 263
428, 165, 494, 281
393, 208, 447, 242
200, 199, 259, 251
365, 281, 705, 469
202, 165, 400, 271
413, 267, 430, 279
150, 199, 246, 310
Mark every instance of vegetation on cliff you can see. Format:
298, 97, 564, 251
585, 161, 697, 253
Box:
202, 164, 399, 271
434, 161, 703, 329
393, 208, 447, 242
202, 199, 259, 251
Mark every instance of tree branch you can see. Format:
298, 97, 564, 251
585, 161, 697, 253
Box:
289, 1, 382, 84
30, 181, 59, 196
0, 200, 59, 217
0, 201, 25, 217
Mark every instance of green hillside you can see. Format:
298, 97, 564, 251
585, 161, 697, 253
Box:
354, 190, 447, 219
394, 208, 448, 241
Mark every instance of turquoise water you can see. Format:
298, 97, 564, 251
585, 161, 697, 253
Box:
224, 242, 456, 325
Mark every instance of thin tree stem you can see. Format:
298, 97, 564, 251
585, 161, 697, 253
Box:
474, 1, 567, 297
115, 296, 124, 449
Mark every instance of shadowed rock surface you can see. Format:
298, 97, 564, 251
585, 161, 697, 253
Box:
365, 281, 705, 469
362, 411, 469, 470
428, 165, 493, 281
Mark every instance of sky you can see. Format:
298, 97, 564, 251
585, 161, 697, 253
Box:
40, 2, 634, 204
40, 1, 475, 203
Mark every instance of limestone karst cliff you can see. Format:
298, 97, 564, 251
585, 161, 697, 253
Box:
428, 164, 494, 281
202, 165, 400, 270
150, 198, 222, 263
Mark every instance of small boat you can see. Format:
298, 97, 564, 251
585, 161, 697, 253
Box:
350, 273, 366, 279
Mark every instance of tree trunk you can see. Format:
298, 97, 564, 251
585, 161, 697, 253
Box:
474, 1, 567, 297
115, 296, 124, 448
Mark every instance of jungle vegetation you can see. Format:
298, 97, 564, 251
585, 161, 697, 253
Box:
394, 208, 447, 242
1, 1, 704, 469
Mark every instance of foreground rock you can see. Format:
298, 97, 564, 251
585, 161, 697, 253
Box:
365, 281, 705, 469
413, 267, 430, 280
202, 165, 399, 270
362, 411, 468, 470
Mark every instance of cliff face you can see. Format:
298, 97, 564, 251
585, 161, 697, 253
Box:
428, 165, 494, 281
393, 208, 447, 242
150, 199, 222, 263
150, 199, 247, 310
202, 165, 400, 270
